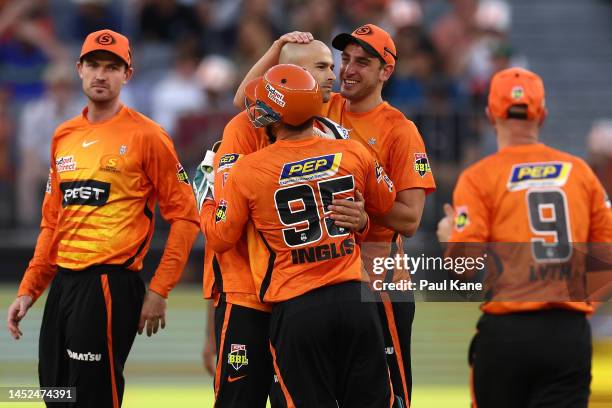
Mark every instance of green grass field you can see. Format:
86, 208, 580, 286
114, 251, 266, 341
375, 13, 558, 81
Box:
2, 285, 611, 407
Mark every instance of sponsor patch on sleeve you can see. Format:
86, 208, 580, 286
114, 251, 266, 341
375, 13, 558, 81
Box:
56, 155, 77, 173
413, 153, 431, 177
217, 153, 241, 173
45, 170, 52, 194
507, 162, 572, 191
265, 83, 286, 107
215, 199, 228, 223
375, 161, 384, 183
176, 163, 190, 184
279, 153, 342, 186
454, 206, 469, 232
375, 160, 393, 191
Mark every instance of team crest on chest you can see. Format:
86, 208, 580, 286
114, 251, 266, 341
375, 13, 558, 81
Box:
119, 145, 127, 155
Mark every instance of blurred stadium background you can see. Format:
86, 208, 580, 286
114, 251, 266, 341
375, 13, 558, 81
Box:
0, 0, 611, 406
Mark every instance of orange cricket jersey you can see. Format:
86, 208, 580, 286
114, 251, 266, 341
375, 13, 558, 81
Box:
18, 106, 199, 301
201, 136, 396, 302
202, 110, 272, 311
447, 143, 612, 314
321, 92, 436, 278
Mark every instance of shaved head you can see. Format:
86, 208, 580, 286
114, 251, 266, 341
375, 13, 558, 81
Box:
280, 40, 331, 66
279, 40, 336, 102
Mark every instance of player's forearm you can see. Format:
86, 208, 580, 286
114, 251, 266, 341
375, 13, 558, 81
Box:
233, 40, 284, 108
149, 219, 199, 298
372, 200, 423, 237
200, 201, 240, 254
18, 226, 58, 303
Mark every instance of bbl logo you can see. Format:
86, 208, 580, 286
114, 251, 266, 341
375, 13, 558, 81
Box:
227, 344, 249, 370
215, 199, 227, 223
176, 163, 189, 184
413, 153, 431, 177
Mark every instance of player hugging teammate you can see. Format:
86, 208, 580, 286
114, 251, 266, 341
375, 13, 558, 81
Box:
196, 24, 436, 408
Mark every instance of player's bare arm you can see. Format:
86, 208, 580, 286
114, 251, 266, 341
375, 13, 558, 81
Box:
233, 31, 314, 108
372, 188, 425, 237
6, 295, 33, 340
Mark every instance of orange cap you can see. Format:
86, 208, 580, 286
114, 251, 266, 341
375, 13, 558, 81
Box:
80, 29, 131, 67
488, 67, 545, 120
332, 24, 397, 66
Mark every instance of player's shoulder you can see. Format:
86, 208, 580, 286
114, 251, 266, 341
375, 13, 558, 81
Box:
339, 138, 371, 158
124, 106, 166, 133
326, 92, 344, 108
54, 112, 86, 137
459, 153, 501, 183
225, 110, 252, 129
541, 145, 592, 171
378, 103, 420, 138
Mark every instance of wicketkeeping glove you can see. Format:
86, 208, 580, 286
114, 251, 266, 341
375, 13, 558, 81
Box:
193, 141, 221, 212
313, 116, 350, 140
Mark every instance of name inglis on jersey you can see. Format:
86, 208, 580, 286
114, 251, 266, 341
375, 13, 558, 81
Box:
60, 180, 110, 207
290, 237, 355, 265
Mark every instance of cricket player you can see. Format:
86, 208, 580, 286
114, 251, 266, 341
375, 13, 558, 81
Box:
6, 29, 199, 407
234, 25, 436, 406
199, 33, 367, 408
201, 63, 396, 408
437, 67, 612, 408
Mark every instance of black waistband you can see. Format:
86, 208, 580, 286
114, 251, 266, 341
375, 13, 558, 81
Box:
58, 264, 134, 276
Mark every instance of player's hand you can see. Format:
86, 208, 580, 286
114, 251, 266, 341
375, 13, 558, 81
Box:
436, 203, 455, 243
274, 31, 313, 48
329, 190, 368, 232
138, 290, 167, 337
202, 301, 216, 375
7, 295, 33, 340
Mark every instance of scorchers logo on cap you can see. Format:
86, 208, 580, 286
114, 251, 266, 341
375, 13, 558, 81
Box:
355, 25, 372, 35
96, 33, 116, 45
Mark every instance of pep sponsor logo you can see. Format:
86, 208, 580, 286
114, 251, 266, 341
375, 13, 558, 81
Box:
279, 153, 342, 186
217, 153, 241, 172
507, 162, 572, 191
